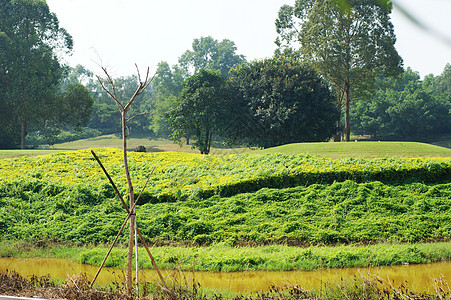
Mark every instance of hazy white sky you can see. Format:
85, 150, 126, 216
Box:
46, 0, 451, 78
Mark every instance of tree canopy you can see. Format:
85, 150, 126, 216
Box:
0, 0, 74, 148
149, 36, 245, 141
276, 0, 403, 142
150, 62, 187, 138
227, 57, 339, 148
167, 69, 229, 154
179, 36, 246, 76
352, 67, 451, 140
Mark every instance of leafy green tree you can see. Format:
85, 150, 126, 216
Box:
0, 86, 19, 148
60, 83, 93, 128
424, 64, 451, 101
179, 36, 246, 76
227, 57, 339, 148
27, 82, 94, 147
167, 69, 229, 154
0, 0, 73, 149
276, 0, 403, 142
61, 64, 94, 89
352, 68, 451, 139
149, 37, 244, 141
153, 61, 186, 95
150, 62, 187, 138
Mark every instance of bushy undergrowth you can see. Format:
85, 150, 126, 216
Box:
0, 148, 450, 250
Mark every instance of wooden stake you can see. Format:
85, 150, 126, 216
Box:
90, 151, 168, 291
90, 212, 132, 287
135, 216, 139, 296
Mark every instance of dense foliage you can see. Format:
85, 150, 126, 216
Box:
352, 67, 451, 140
179, 36, 246, 76
0, 0, 84, 149
227, 57, 339, 147
0, 149, 449, 247
275, 0, 403, 141
167, 69, 230, 154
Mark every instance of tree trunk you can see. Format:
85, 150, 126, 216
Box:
344, 80, 351, 142
21, 120, 27, 150
122, 112, 134, 295
96, 65, 159, 296
205, 130, 212, 155
334, 90, 344, 142
127, 214, 135, 294
334, 120, 342, 142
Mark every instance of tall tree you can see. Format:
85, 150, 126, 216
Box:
352, 68, 451, 139
0, 0, 73, 149
179, 36, 246, 76
60, 83, 93, 128
167, 69, 229, 154
276, 0, 403, 141
227, 57, 339, 148
31, 82, 93, 146
150, 62, 186, 138
149, 37, 244, 141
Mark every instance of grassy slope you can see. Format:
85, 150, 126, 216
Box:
1, 134, 450, 159
0, 149, 62, 158
48, 134, 248, 154
259, 141, 451, 158
0, 135, 247, 158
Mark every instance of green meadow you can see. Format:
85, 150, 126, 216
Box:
1, 134, 450, 159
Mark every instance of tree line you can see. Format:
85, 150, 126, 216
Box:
0, 0, 93, 149
352, 66, 451, 140
1, 0, 449, 151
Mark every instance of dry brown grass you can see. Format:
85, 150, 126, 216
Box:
1, 271, 137, 299
2, 269, 450, 300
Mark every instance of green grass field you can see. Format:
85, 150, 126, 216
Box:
0, 134, 247, 158
1, 134, 450, 159
260, 141, 451, 158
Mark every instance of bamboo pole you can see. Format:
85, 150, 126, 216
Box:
120, 111, 134, 295
90, 212, 131, 287
90, 187, 141, 287
135, 216, 139, 296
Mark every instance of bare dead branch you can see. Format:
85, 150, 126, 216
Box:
126, 112, 151, 124
96, 67, 124, 112
144, 71, 157, 90
124, 86, 143, 112
102, 68, 124, 111
144, 66, 150, 83
123, 68, 155, 112
135, 63, 142, 83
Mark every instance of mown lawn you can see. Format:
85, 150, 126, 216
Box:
260, 141, 451, 158
1, 135, 450, 159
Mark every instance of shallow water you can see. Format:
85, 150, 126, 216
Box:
0, 257, 450, 293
